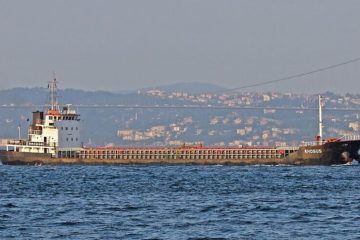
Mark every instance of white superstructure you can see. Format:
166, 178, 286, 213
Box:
6, 76, 82, 157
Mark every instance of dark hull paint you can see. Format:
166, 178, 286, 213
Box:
1, 141, 360, 166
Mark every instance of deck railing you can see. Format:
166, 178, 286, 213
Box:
300, 141, 323, 147
301, 134, 360, 146
337, 135, 360, 141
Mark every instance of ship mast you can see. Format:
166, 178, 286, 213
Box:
318, 95, 323, 143
48, 73, 59, 111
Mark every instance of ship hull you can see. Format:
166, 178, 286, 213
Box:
1, 140, 360, 166
0, 152, 289, 165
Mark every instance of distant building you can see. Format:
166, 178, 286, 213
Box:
208, 130, 216, 136
349, 122, 359, 132
233, 118, 242, 125
236, 129, 246, 136
283, 128, 297, 135
222, 118, 230, 125
170, 124, 181, 132
263, 94, 271, 102
245, 126, 253, 133
182, 117, 193, 124
149, 125, 166, 133
210, 117, 219, 125
117, 130, 133, 137
260, 118, 269, 126
228, 140, 242, 147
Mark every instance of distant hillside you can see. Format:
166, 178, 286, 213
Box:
141, 82, 226, 94
0, 87, 186, 106
0, 82, 226, 105
1, 87, 360, 147
0, 87, 47, 105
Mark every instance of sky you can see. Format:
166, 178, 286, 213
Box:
0, 0, 359, 93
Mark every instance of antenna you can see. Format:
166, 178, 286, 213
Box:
17, 124, 21, 140
48, 72, 59, 111
318, 95, 323, 142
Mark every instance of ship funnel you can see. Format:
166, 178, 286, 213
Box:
32, 111, 44, 126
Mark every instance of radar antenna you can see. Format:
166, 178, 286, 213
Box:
48, 72, 59, 111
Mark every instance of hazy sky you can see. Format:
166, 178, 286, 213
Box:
0, 0, 359, 93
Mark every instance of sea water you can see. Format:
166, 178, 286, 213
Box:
1, 165, 360, 239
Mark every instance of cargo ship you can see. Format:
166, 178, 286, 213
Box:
1, 77, 360, 165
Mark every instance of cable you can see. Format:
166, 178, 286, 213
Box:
214, 57, 360, 93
